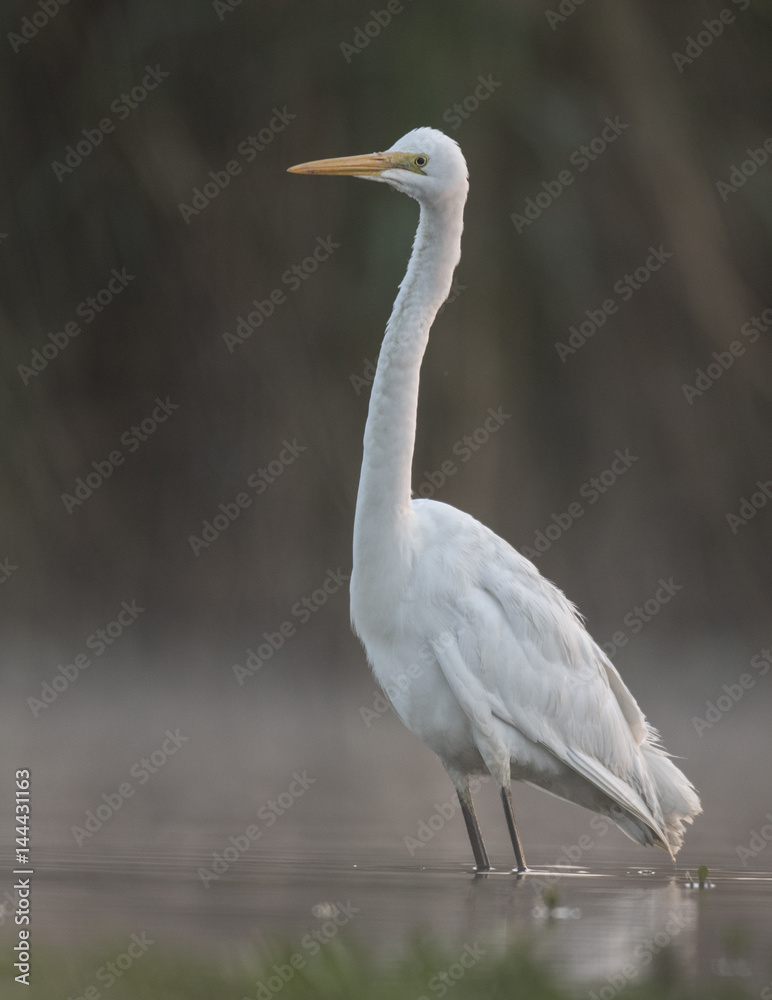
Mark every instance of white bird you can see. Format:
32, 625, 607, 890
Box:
288, 127, 701, 872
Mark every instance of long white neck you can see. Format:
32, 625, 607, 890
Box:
351, 194, 465, 625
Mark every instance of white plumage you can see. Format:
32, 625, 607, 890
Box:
289, 127, 701, 871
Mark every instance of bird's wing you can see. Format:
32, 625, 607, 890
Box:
412, 502, 666, 833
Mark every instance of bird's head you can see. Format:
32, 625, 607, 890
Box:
288, 127, 468, 207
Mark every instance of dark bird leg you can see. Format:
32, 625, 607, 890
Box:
501, 785, 528, 872
457, 782, 492, 872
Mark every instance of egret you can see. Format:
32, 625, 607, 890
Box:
288, 128, 701, 872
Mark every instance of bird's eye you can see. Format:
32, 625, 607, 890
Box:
414, 154, 428, 168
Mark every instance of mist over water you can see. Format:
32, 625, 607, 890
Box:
3, 639, 771, 991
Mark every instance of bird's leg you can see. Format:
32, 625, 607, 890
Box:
501, 784, 528, 872
456, 781, 492, 872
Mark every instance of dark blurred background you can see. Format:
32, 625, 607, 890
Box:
2, 0, 772, 871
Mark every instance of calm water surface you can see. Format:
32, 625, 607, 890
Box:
4, 673, 771, 992
21, 844, 772, 991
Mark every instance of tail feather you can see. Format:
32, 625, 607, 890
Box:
596, 744, 701, 857
640, 745, 702, 855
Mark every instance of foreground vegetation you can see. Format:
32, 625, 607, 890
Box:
1, 933, 757, 1000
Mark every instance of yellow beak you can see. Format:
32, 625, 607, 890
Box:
287, 151, 396, 176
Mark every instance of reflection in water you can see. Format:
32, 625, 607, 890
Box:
3, 668, 771, 989
14, 848, 772, 991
